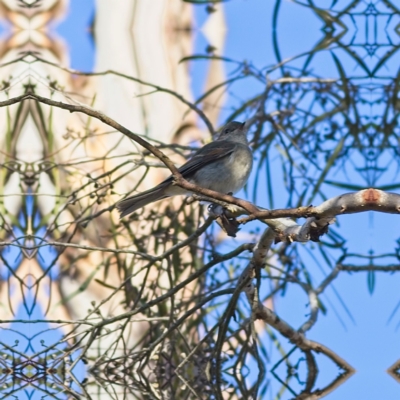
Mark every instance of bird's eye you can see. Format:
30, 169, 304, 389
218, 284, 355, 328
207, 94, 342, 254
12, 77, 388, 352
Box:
223, 128, 231, 135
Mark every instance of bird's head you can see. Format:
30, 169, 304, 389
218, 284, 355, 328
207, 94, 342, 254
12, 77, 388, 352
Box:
217, 121, 248, 144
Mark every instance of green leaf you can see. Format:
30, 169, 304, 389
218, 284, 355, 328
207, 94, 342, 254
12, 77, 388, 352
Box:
375, 183, 400, 191
331, 52, 351, 105
52, 263, 102, 308
367, 270, 375, 294
307, 136, 345, 204
179, 54, 236, 64
318, 298, 327, 315
324, 180, 367, 191
94, 279, 118, 290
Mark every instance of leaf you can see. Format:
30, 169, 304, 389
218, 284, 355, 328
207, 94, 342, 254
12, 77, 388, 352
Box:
375, 183, 400, 191
331, 52, 351, 105
336, 45, 371, 76
318, 298, 327, 315
307, 136, 345, 204
179, 54, 236, 64
94, 279, 118, 290
324, 180, 367, 191
367, 270, 375, 294
52, 263, 102, 309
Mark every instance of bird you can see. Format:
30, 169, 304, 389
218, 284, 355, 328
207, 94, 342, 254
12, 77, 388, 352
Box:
117, 121, 253, 218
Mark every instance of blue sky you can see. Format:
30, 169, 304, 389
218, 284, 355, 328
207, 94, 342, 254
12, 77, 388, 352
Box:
54, 0, 95, 72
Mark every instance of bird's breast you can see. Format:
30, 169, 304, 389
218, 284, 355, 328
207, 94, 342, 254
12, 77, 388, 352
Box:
192, 145, 253, 194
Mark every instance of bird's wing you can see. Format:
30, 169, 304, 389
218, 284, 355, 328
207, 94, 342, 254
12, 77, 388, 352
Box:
161, 141, 236, 184
179, 141, 236, 176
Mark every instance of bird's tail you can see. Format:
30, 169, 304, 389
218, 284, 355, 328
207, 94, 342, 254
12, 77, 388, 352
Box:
116, 186, 168, 218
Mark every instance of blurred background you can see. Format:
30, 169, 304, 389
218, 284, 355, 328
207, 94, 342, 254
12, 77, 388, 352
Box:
0, 0, 400, 399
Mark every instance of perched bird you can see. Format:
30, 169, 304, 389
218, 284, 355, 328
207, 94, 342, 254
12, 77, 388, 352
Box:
117, 121, 253, 218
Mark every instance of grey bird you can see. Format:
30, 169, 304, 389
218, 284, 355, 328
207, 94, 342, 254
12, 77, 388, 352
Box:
117, 121, 253, 218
